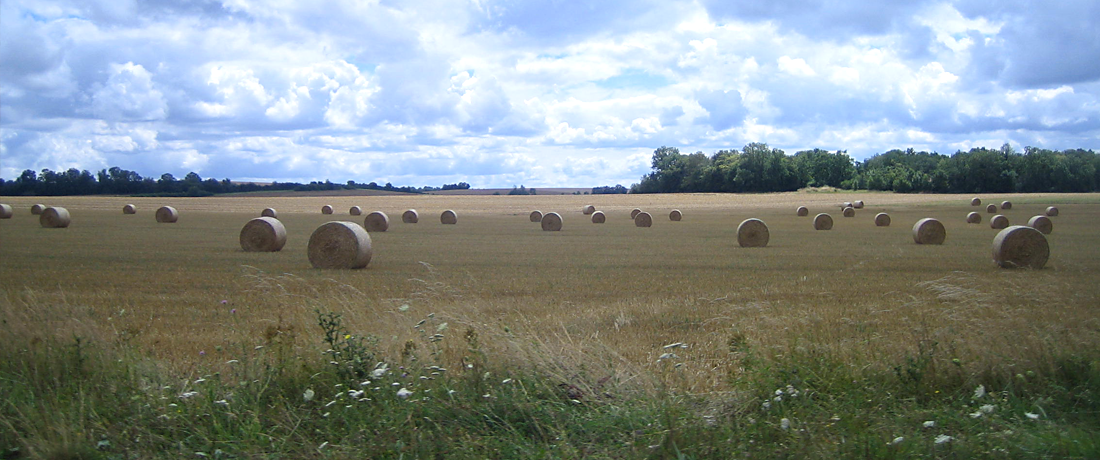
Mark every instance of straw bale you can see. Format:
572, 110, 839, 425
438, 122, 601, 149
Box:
634, 211, 652, 227
669, 209, 682, 221
971, 197, 981, 206
986, 204, 997, 213
582, 205, 596, 215
39, 207, 70, 228
1001, 201, 1012, 210
541, 212, 563, 231
261, 208, 277, 218
591, 211, 606, 223
31, 204, 46, 215
239, 217, 287, 252
529, 210, 543, 222
321, 205, 334, 215
403, 209, 419, 223
364, 211, 390, 232
796, 206, 808, 216
874, 212, 891, 227
737, 218, 770, 247
123, 204, 136, 215
1027, 215, 1053, 235
441, 210, 458, 224
842, 206, 855, 217
990, 214, 1009, 229
967, 212, 981, 224
631, 208, 642, 219
853, 200, 865, 209
813, 213, 833, 230
307, 221, 372, 269
992, 225, 1049, 269
912, 218, 946, 245
1045, 206, 1059, 217
0, 204, 12, 219
155, 206, 178, 223
349, 206, 362, 216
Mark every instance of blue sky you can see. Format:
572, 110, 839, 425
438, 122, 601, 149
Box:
1, 0, 1098, 187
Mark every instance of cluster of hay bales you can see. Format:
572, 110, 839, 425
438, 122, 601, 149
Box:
350, 206, 362, 216
123, 204, 137, 215
321, 205, 334, 215
582, 205, 596, 215
240, 217, 286, 252
967, 212, 982, 224
813, 213, 833, 230
993, 226, 1048, 269
874, 213, 891, 227
541, 212, 563, 231
31, 204, 46, 215
912, 218, 946, 245
842, 207, 856, 217
403, 210, 419, 223
529, 210, 543, 222
364, 211, 389, 232
737, 218, 770, 247
441, 210, 458, 224
0, 204, 12, 219
990, 215, 1009, 229
39, 206, 70, 228
634, 211, 653, 227
308, 221, 372, 269
261, 208, 277, 218
1027, 215, 1053, 234
796, 206, 809, 216
669, 209, 682, 221
591, 211, 606, 223
156, 206, 179, 223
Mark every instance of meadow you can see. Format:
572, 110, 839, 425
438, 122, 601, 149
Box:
2, 191, 1098, 459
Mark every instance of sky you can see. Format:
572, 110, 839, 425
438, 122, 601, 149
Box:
1, 0, 1098, 188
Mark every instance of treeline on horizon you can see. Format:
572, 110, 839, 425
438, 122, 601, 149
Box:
630, 143, 1100, 194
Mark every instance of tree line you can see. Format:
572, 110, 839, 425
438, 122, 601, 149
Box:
631, 143, 1100, 194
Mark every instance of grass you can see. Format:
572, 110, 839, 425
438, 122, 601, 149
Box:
1, 192, 1099, 458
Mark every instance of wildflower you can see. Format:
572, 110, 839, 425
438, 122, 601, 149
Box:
775, 389, 784, 396
371, 363, 389, 378
194, 378, 206, 384
974, 384, 986, 399
179, 391, 199, 399
934, 434, 953, 445
359, 380, 371, 387
502, 378, 513, 384
980, 404, 995, 414
199, 351, 206, 356
398, 304, 410, 312
230, 308, 236, 314
397, 388, 413, 399
780, 418, 791, 430
303, 389, 315, 402
254, 345, 264, 350
922, 421, 935, 428
448, 390, 457, 396
221, 300, 228, 305
969, 410, 983, 418
214, 399, 229, 407
1025, 412, 1040, 420
344, 334, 351, 340
761, 401, 771, 410
773, 396, 782, 403
657, 353, 678, 361
890, 436, 904, 446
349, 390, 364, 399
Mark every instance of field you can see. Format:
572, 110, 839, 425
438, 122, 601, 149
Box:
2, 192, 1099, 458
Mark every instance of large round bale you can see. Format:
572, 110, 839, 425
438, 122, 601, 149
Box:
630, 208, 642, 219
967, 212, 982, 224
541, 212, 563, 231
986, 204, 997, 213
591, 211, 606, 223
349, 206, 362, 216
582, 205, 595, 215
853, 200, 865, 209
307, 221, 372, 269
440, 210, 458, 224
1027, 215, 1053, 234
402, 209, 419, 223
31, 204, 46, 215
123, 204, 136, 215
321, 205, 334, 215
239, 217, 287, 252
39, 207, 70, 228
912, 218, 946, 245
1045, 206, 1059, 217
842, 207, 855, 217
971, 197, 982, 206
529, 210, 543, 222
0, 204, 13, 219
990, 214, 1009, 229
737, 218, 770, 247
669, 209, 683, 221
155, 206, 179, 223
993, 226, 1049, 269
796, 206, 809, 217
634, 211, 653, 227
813, 213, 833, 230
1001, 201, 1013, 210
874, 213, 891, 227
261, 208, 277, 218
364, 211, 389, 232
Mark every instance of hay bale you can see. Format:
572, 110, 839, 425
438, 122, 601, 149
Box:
529, 210, 543, 222
39, 207, 70, 228
123, 204, 136, 214
0, 204, 13, 219
591, 211, 606, 223
971, 197, 981, 206
440, 210, 457, 224
634, 211, 652, 227
364, 211, 389, 232
239, 217, 287, 252
967, 212, 982, 224
737, 218, 770, 247
874, 213, 891, 227
854, 200, 865, 209
986, 204, 997, 213
541, 212, 563, 231
1045, 206, 1059, 217
796, 206, 809, 216
31, 204, 46, 215
307, 221, 372, 269
155, 206, 179, 223
813, 213, 833, 230
321, 205, 334, 215
261, 208, 277, 218
1027, 215, 1053, 234
842, 206, 855, 217
912, 218, 946, 245
582, 205, 595, 215
1001, 201, 1012, 210
349, 206, 362, 216
403, 209, 419, 223
842, 202, 853, 209
630, 208, 642, 219
993, 225, 1049, 269
669, 209, 682, 221
990, 214, 1009, 229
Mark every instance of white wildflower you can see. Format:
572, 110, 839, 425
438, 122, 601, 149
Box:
214, 399, 229, 407
396, 388, 413, 399
970, 410, 983, 418
448, 389, 457, 396
178, 391, 199, 400
780, 418, 791, 430
934, 434, 953, 444
194, 378, 206, 384
348, 390, 364, 399
761, 401, 771, 410
775, 389, 784, 396
922, 420, 935, 428
371, 363, 389, 378
973, 384, 986, 399
980, 404, 995, 414
360, 380, 371, 387
657, 353, 678, 361
1025, 412, 1040, 420
303, 389, 315, 402
890, 436, 904, 445
773, 396, 782, 403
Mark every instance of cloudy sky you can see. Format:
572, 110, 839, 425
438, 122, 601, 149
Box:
2, 0, 1098, 187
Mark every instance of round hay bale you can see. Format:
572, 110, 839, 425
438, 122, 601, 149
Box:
634, 211, 652, 227
440, 210, 457, 225
155, 206, 179, 223
986, 204, 997, 213
912, 218, 946, 245
39, 207, 70, 228
1045, 206, 1059, 217
992, 226, 1049, 269
842, 202, 853, 209
261, 208, 277, 218
1027, 215, 1053, 234
669, 209, 682, 221
123, 204, 136, 215
630, 208, 642, 219
307, 221, 372, 269
853, 200, 865, 209
813, 213, 833, 230
582, 205, 595, 215
1001, 201, 1012, 210
364, 211, 389, 232
966, 212, 982, 224
529, 210, 543, 222
349, 206, 362, 216
591, 211, 606, 223
239, 217, 287, 252
541, 212, 563, 231
737, 218, 770, 247
842, 207, 855, 217
796, 206, 809, 217
990, 214, 1009, 229
402, 209, 419, 223
971, 197, 981, 206
321, 205, 334, 215
874, 213, 891, 227
31, 204, 46, 215
0, 204, 13, 219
